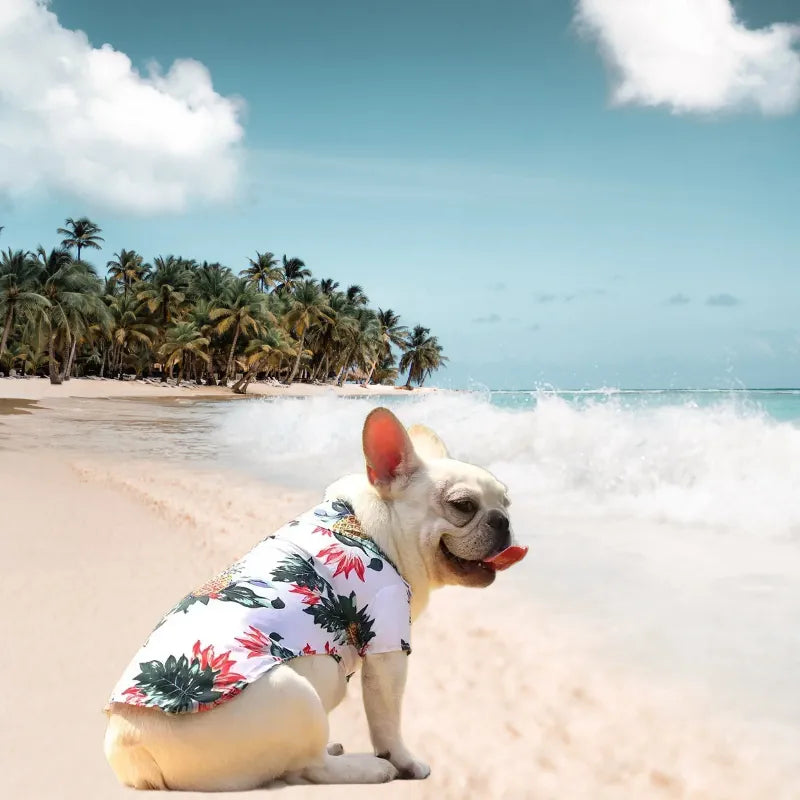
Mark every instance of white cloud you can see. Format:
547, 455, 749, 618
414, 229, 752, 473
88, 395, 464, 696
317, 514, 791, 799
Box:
0, 0, 244, 213
575, 0, 800, 114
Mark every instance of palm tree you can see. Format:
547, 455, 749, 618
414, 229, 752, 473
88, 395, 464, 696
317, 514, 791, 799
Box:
372, 353, 400, 385
57, 217, 104, 261
136, 256, 192, 328
0, 249, 48, 354
320, 278, 340, 295
34, 247, 100, 384
364, 308, 408, 384
336, 308, 380, 386
306, 289, 352, 382
188, 299, 225, 384
1, 216, 449, 387
243, 251, 282, 293
108, 294, 157, 378
345, 284, 369, 308
192, 262, 233, 307
60, 290, 110, 380
0, 340, 33, 376
231, 328, 296, 394
210, 278, 270, 380
158, 322, 210, 384
284, 280, 333, 384
106, 249, 146, 295
276, 256, 311, 294
399, 325, 448, 388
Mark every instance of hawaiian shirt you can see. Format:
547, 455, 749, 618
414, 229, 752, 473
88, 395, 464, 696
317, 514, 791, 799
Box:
108, 499, 412, 714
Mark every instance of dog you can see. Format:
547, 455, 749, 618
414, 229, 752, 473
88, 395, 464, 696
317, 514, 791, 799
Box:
104, 407, 527, 790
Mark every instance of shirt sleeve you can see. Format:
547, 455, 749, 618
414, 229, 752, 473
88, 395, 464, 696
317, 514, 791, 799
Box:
365, 583, 412, 656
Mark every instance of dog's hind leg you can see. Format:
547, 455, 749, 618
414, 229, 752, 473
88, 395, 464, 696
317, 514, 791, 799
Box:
284, 753, 398, 785
104, 712, 167, 790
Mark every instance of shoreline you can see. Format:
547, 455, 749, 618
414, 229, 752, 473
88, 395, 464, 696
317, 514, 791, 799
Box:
0, 375, 439, 402
2, 400, 799, 798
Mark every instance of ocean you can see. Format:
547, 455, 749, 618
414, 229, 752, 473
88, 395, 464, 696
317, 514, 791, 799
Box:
12, 387, 800, 737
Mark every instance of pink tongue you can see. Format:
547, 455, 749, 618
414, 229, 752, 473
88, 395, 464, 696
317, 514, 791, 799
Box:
483, 544, 529, 571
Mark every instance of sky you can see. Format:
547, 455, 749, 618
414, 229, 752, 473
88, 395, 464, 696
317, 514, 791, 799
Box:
1, 0, 799, 389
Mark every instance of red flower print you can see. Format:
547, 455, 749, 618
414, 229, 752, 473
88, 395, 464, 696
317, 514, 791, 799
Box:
302, 643, 316, 655
324, 642, 338, 658
235, 626, 272, 659
191, 641, 245, 688
121, 686, 148, 706
313, 525, 334, 536
289, 584, 321, 606
317, 543, 366, 582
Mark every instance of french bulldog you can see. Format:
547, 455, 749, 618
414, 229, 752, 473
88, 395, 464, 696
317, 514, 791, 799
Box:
104, 407, 527, 790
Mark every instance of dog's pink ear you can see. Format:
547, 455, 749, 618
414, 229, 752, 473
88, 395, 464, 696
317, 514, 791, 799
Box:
363, 407, 420, 491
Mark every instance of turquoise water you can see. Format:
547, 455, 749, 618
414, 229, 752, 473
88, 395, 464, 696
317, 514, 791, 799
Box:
486, 388, 800, 422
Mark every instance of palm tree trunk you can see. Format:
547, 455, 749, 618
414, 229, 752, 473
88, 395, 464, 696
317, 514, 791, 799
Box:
231, 370, 252, 394
233, 356, 268, 394
336, 346, 357, 386
286, 331, 306, 385
225, 322, 241, 381
365, 358, 378, 386
48, 331, 62, 385
63, 338, 78, 381
0, 307, 13, 353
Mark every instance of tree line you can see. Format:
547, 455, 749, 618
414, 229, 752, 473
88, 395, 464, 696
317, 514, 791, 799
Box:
0, 217, 447, 392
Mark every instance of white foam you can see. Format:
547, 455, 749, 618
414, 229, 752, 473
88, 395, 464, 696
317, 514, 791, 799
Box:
217, 391, 800, 537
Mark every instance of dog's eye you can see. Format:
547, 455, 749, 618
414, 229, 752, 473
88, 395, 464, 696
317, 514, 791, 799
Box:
449, 498, 476, 515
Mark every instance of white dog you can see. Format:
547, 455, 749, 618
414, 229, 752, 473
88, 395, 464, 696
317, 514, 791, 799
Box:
104, 407, 527, 790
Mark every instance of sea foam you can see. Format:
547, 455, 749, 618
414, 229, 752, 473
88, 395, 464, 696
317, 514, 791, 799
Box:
216, 390, 800, 537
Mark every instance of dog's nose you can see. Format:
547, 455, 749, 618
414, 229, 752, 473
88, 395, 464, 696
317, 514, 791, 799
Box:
486, 509, 509, 533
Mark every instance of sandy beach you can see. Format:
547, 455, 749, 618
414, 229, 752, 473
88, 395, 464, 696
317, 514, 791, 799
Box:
1, 389, 798, 799
0, 375, 435, 401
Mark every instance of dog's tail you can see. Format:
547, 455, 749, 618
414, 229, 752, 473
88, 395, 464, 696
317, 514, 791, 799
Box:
104, 711, 167, 790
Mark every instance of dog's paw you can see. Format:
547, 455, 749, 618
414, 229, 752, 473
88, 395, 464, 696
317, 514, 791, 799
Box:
395, 758, 431, 780
376, 747, 430, 780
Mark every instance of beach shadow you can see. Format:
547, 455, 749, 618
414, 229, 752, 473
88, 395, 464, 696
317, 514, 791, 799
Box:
0, 398, 39, 417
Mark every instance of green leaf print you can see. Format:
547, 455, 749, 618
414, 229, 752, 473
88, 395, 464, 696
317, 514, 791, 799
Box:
215, 584, 275, 608
303, 590, 376, 652
133, 655, 221, 713
272, 552, 330, 593
268, 632, 296, 660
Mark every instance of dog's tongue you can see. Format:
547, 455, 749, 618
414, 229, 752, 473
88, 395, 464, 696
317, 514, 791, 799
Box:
483, 544, 528, 571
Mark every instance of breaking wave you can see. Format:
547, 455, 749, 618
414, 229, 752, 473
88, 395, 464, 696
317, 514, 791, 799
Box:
216, 390, 800, 536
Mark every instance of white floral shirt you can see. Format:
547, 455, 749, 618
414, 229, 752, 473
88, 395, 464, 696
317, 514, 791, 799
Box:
108, 499, 412, 714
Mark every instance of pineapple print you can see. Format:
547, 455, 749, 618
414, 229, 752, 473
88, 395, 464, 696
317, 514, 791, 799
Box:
332, 515, 364, 539
192, 565, 241, 598
163, 563, 284, 620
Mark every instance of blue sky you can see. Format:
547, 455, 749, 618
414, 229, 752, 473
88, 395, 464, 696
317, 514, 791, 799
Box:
1, 0, 799, 388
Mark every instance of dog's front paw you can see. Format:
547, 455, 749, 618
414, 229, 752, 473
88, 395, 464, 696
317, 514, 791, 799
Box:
377, 750, 430, 781
396, 758, 430, 780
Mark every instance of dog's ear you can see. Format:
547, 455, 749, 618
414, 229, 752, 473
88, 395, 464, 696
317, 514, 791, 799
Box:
407, 424, 449, 460
363, 408, 420, 492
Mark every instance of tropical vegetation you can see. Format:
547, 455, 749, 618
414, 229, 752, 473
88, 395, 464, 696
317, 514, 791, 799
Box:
0, 219, 447, 390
